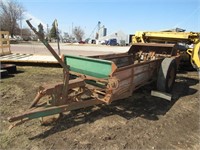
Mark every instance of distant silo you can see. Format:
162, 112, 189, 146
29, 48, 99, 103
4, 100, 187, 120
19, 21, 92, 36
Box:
98, 25, 107, 39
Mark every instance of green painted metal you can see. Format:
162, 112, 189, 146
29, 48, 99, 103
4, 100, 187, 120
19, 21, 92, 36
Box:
63, 55, 114, 78
86, 80, 106, 88
26, 107, 62, 120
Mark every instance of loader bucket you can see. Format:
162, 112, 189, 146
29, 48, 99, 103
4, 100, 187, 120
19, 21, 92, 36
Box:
63, 55, 117, 78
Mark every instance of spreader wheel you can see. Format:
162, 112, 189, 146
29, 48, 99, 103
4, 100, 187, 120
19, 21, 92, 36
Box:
157, 58, 177, 93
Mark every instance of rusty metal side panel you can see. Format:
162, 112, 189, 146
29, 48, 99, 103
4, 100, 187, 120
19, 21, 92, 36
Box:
111, 67, 133, 100
128, 43, 177, 56
111, 60, 161, 101
133, 61, 158, 88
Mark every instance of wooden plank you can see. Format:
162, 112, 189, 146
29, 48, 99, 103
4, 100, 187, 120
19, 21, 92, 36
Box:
0, 51, 11, 56
0, 54, 58, 64
0, 31, 9, 34
0, 38, 9, 42
0, 31, 10, 55
0, 45, 10, 48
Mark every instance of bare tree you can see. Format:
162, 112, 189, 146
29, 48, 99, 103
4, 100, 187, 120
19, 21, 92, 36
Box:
21, 28, 32, 40
0, 0, 25, 37
73, 26, 85, 42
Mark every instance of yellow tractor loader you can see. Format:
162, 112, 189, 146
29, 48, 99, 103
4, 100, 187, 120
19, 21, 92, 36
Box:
132, 31, 200, 71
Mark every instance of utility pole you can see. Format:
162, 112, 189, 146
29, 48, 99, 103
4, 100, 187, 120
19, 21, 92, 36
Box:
72, 22, 74, 34
47, 24, 49, 41
97, 21, 101, 40
20, 9, 22, 39
71, 22, 74, 43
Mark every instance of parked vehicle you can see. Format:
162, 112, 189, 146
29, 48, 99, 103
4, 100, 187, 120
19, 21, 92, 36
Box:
107, 38, 118, 46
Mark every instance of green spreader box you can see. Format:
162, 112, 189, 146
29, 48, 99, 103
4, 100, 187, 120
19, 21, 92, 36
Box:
63, 55, 117, 79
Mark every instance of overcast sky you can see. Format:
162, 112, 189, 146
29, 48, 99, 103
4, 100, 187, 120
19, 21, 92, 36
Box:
18, 0, 200, 38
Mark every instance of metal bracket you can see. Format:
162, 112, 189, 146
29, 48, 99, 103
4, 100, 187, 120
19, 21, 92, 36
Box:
151, 90, 172, 101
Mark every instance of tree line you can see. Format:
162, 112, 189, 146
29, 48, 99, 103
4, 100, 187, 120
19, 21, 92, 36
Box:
0, 0, 85, 42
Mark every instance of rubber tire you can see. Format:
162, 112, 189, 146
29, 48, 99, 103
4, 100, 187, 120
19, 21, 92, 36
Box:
157, 58, 177, 93
0, 69, 8, 78
1, 64, 17, 74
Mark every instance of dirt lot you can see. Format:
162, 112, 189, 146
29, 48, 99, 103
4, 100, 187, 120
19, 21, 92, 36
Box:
0, 66, 199, 150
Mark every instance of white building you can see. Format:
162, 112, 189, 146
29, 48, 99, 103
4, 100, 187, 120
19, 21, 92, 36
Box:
98, 30, 128, 46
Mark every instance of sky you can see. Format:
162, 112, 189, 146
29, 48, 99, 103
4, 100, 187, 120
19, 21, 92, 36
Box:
17, 0, 200, 39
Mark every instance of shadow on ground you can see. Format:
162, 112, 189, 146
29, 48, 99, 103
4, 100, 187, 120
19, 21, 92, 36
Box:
29, 76, 198, 140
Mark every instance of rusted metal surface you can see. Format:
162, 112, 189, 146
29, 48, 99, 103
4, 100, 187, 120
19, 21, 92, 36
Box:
8, 21, 180, 128
26, 20, 70, 106
8, 99, 104, 124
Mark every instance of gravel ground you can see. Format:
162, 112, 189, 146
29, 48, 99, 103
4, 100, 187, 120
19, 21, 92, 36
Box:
10, 42, 129, 56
